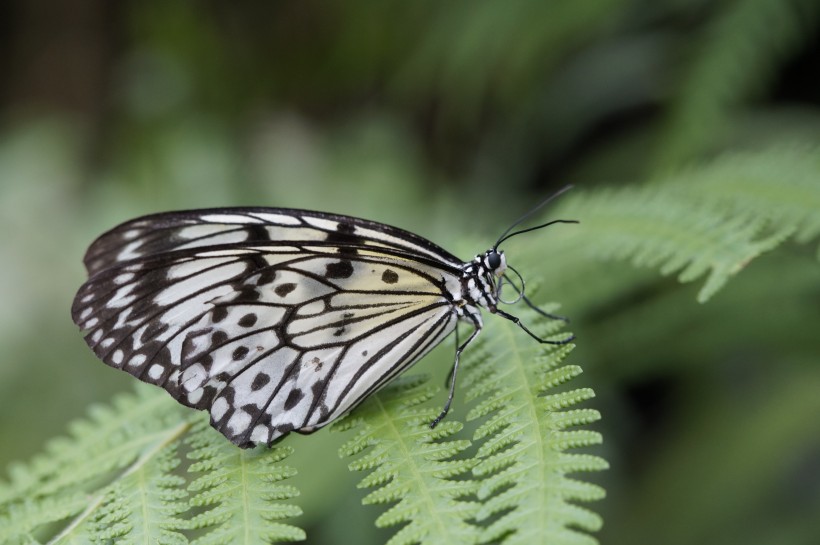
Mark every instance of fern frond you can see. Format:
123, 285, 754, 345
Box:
462, 309, 607, 545
526, 146, 820, 304
88, 443, 188, 545
0, 494, 89, 545
336, 375, 480, 545
665, 146, 820, 245
0, 386, 305, 544
185, 419, 304, 544
0, 386, 192, 544
653, 0, 820, 170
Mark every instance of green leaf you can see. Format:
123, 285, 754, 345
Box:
523, 146, 820, 304
0, 387, 191, 544
336, 375, 480, 545
88, 444, 188, 545
463, 310, 607, 545
0, 388, 304, 545
185, 419, 305, 544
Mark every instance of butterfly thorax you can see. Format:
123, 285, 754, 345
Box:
458, 249, 506, 315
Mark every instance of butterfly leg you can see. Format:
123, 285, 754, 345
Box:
430, 316, 481, 429
494, 308, 575, 344
522, 293, 570, 323
443, 326, 460, 389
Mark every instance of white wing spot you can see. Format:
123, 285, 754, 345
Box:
297, 300, 325, 316
181, 364, 208, 392
211, 397, 229, 421
100, 337, 115, 349
80, 307, 92, 320
91, 330, 103, 343
303, 217, 338, 231
148, 364, 164, 380
200, 213, 262, 224
85, 317, 99, 328
227, 410, 252, 435
114, 272, 135, 285
250, 425, 270, 443
117, 240, 144, 261
107, 283, 137, 308
251, 212, 301, 225
112, 349, 124, 364
178, 224, 233, 239
186, 389, 203, 404
198, 249, 256, 258
128, 354, 147, 368
108, 294, 136, 309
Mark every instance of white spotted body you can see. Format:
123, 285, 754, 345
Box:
72, 206, 570, 448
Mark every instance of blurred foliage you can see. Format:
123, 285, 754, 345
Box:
0, 0, 818, 544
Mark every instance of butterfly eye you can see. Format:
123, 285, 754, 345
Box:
487, 251, 502, 269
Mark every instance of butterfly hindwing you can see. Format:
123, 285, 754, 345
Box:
72, 210, 464, 446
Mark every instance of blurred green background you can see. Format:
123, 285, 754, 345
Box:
1, 1, 819, 544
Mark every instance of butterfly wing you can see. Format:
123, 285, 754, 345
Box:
72, 209, 463, 447
82, 207, 461, 275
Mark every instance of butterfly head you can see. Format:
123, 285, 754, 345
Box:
479, 248, 525, 306
483, 249, 507, 278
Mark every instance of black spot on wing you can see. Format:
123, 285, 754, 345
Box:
325, 221, 363, 256
336, 221, 355, 234
232, 346, 249, 360
251, 373, 270, 391
238, 313, 258, 327
311, 379, 327, 403
235, 287, 261, 302
211, 306, 229, 323
325, 260, 353, 279
381, 269, 399, 284
277, 422, 295, 435
245, 223, 271, 242
252, 268, 277, 286
194, 355, 214, 374
274, 283, 296, 297
284, 388, 304, 410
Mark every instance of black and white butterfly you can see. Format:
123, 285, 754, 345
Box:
72, 191, 576, 448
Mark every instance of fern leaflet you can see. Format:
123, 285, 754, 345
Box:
525, 146, 820, 303
0, 387, 192, 544
0, 387, 304, 545
336, 375, 479, 545
463, 309, 607, 545
185, 419, 304, 544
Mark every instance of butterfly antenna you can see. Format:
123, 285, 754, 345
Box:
494, 185, 577, 248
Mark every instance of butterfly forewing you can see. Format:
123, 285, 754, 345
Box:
72, 209, 465, 447
83, 208, 462, 275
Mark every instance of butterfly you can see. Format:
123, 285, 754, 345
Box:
71, 189, 576, 448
